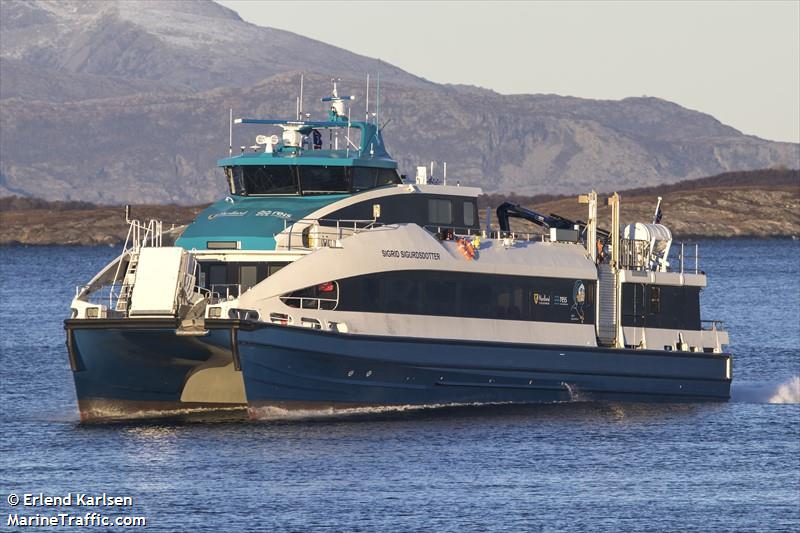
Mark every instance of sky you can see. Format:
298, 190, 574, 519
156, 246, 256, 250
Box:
218, 1, 800, 144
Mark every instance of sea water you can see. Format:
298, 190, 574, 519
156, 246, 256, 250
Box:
1, 241, 798, 531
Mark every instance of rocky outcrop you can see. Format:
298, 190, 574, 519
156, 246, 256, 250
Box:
2, 170, 798, 245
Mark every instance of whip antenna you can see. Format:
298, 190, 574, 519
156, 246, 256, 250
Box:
299, 73, 304, 118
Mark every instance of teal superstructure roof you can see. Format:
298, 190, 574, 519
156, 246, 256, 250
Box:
219, 118, 395, 168
176, 195, 348, 251
217, 150, 396, 168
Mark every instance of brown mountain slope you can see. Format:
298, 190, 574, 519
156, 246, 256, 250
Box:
495, 169, 800, 239
1, 2, 797, 202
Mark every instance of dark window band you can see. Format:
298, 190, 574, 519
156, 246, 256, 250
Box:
327, 270, 595, 324
621, 283, 700, 330
226, 165, 401, 196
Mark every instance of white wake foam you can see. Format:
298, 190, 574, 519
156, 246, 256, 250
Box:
731, 376, 800, 404
768, 376, 800, 404
248, 402, 501, 421
81, 405, 247, 423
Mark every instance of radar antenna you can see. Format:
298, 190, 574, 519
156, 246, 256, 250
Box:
321, 78, 355, 122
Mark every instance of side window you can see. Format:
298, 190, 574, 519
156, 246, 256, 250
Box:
281, 282, 339, 310
267, 263, 288, 277
362, 277, 381, 312
463, 201, 476, 227
240, 265, 258, 291
385, 277, 422, 314
208, 265, 227, 287
428, 199, 453, 225
460, 281, 492, 318
494, 285, 524, 320
425, 280, 457, 315
225, 167, 236, 195
649, 286, 661, 314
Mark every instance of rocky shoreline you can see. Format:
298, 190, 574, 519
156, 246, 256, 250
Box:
0, 203, 204, 246
1, 173, 798, 246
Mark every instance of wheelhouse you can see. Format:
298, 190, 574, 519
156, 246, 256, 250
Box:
224, 164, 402, 196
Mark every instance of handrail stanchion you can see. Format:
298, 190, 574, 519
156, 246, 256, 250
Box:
695, 243, 699, 274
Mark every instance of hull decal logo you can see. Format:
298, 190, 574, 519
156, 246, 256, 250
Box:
208, 210, 249, 220
571, 280, 586, 323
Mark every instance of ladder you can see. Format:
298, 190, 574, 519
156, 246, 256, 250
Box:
115, 252, 140, 312
597, 263, 617, 346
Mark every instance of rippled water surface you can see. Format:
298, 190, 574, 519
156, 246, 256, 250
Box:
1, 241, 798, 531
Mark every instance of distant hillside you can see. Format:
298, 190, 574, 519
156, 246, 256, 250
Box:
0, 1, 798, 204
1, 169, 797, 245
479, 168, 800, 208
496, 169, 800, 239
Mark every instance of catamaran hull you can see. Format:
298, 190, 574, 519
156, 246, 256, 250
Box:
64, 319, 246, 420
237, 323, 732, 415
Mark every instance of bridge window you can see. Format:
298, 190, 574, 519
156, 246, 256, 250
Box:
351, 167, 378, 192
377, 168, 400, 187
298, 166, 349, 194
237, 165, 296, 195
227, 166, 400, 195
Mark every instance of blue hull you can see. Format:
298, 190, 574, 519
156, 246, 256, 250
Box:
65, 319, 246, 420
237, 323, 732, 412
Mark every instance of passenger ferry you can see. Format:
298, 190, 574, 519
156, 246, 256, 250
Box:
65, 80, 731, 420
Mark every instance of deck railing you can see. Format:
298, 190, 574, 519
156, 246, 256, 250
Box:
701, 319, 724, 331
677, 242, 701, 274
209, 283, 242, 301
618, 238, 701, 274
278, 218, 382, 250
279, 296, 339, 310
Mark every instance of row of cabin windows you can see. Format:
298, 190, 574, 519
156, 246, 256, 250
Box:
620, 283, 701, 330
323, 195, 479, 231
226, 165, 401, 196
427, 199, 476, 227
285, 270, 595, 324
199, 261, 288, 298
